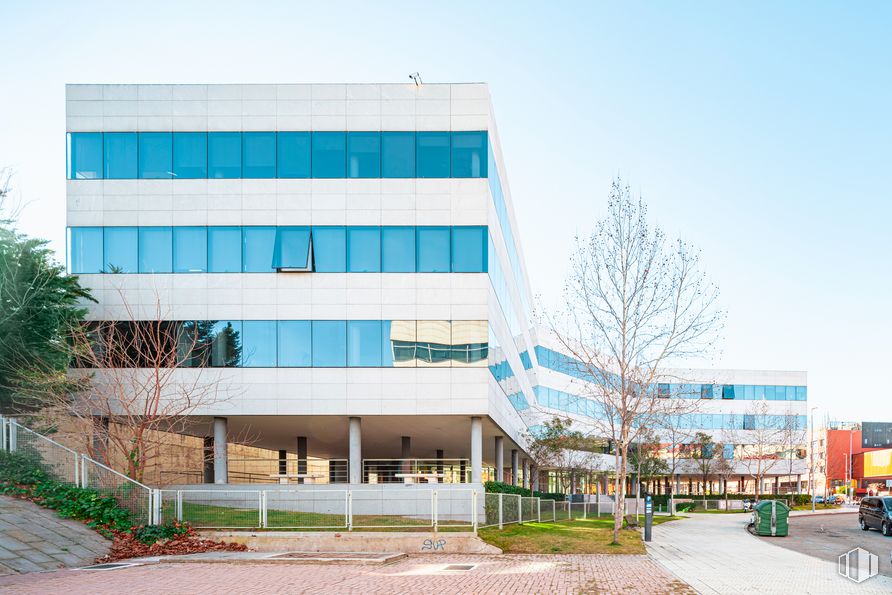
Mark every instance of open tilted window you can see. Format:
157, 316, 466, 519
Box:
272, 227, 312, 272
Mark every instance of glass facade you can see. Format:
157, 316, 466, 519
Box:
67, 131, 489, 179
69, 226, 487, 274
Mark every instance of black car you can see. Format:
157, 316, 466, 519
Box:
858, 496, 892, 536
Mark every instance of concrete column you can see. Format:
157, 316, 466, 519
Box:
531, 465, 539, 493
470, 417, 483, 483
494, 436, 504, 482
522, 458, 530, 489
297, 436, 308, 484
511, 449, 519, 486
401, 436, 411, 474
202, 437, 214, 484
213, 417, 228, 484
349, 417, 362, 484
278, 449, 287, 476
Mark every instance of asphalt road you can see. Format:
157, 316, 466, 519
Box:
758, 512, 892, 577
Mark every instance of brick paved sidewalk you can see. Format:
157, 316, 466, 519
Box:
0, 495, 110, 575
0, 554, 694, 594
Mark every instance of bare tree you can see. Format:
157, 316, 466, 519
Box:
552, 178, 724, 544
713, 444, 735, 508
779, 405, 807, 494
45, 288, 239, 482
691, 431, 718, 501
526, 416, 606, 495
737, 400, 786, 499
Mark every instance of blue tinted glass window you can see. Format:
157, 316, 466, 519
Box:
796, 386, 807, 401
416, 132, 450, 177
172, 132, 207, 179
68, 133, 103, 179
208, 227, 242, 272
312, 227, 346, 272
138, 132, 172, 179
278, 321, 312, 367
744, 385, 755, 400
347, 227, 381, 272
242, 320, 277, 367
416, 227, 451, 272
451, 131, 487, 178
208, 132, 242, 178
311, 132, 346, 178
242, 227, 277, 272
277, 132, 311, 178
381, 227, 415, 272
242, 132, 276, 178
104, 133, 137, 179
381, 320, 394, 367
381, 132, 415, 178
312, 320, 346, 366
348, 320, 382, 367
272, 227, 311, 270
68, 227, 104, 273
138, 227, 172, 272
208, 321, 242, 367
347, 132, 380, 178
451, 226, 487, 272
173, 227, 207, 273
102, 227, 138, 273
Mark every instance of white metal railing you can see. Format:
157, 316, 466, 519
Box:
0, 416, 154, 526
362, 459, 470, 484
157, 487, 480, 530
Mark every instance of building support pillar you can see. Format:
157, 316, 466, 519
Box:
522, 458, 530, 489
278, 449, 287, 476
401, 436, 411, 475
531, 465, 539, 493
202, 437, 214, 484
511, 449, 519, 486
349, 417, 362, 484
470, 417, 483, 483
297, 436, 308, 484
213, 417, 228, 484
494, 436, 504, 482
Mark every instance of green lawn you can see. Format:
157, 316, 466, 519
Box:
477, 516, 683, 555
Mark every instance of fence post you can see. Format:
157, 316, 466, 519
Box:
537, 497, 541, 523
552, 500, 556, 522
8, 420, 16, 452
472, 490, 478, 532
517, 495, 523, 524
260, 491, 267, 528
151, 489, 162, 525
583, 499, 588, 520
80, 454, 88, 488
0, 416, 6, 452
176, 490, 183, 521
432, 490, 438, 532
498, 494, 503, 530
73, 451, 81, 487
347, 491, 353, 531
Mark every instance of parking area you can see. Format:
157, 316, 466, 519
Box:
757, 512, 892, 577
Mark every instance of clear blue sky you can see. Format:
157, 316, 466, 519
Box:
1, 1, 889, 422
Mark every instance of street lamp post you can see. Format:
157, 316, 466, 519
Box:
810, 407, 817, 513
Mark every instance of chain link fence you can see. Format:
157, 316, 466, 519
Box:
1, 417, 152, 526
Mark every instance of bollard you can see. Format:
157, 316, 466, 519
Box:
644, 494, 653, 542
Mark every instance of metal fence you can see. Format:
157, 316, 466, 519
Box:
0, 417, 153, 526
362, 459, 470, 484
157, 487, 479, 530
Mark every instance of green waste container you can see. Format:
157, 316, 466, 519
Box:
751, 500, 790, 536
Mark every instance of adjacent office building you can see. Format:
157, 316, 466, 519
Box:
65, 82, 808, 493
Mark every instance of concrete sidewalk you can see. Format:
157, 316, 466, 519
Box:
647, 513, 892, 594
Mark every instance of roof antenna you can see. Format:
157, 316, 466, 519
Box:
409, 72, 422, 86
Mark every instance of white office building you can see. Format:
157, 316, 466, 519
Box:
65, 82, 807, 495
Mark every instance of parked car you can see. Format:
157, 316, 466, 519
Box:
830, 494, 847, 505
813, 495, 824, 504
858, 496, 892, 536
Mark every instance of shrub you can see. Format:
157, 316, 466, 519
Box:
0, 450, 53, 485
484, 481, 565, 502
676, 502, 697, 513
